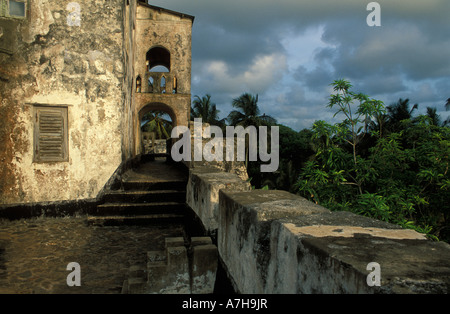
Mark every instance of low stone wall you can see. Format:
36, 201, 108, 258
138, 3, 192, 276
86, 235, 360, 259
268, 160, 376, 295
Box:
186, 165, 450, 294
142, 136, 167, 154
186, 166, 251, 234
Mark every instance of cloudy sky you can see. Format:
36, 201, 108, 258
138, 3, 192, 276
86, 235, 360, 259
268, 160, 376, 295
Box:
149, 0, 450, 131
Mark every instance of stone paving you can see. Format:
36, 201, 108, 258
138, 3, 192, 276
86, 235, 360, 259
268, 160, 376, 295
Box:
0, 216, 185, 294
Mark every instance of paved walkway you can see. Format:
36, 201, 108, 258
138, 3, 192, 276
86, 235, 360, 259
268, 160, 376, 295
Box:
123, 159, 188, 183
0, 216, 184, 294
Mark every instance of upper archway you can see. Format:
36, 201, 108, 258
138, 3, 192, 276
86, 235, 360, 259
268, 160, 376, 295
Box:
146, 46, 171, 72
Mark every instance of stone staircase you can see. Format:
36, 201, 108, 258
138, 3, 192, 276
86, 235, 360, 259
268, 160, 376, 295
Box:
87, 155, 219, 294
122, 236, 218, 294
87, 155, 189, 226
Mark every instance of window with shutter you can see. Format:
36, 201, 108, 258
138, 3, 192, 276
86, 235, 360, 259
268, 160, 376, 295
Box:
0, 0, 26, 18
33, 106, 69, 163
0, 0, 6, 16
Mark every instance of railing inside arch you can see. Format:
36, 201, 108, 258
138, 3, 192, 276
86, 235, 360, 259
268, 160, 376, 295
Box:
142, 72, 177, 94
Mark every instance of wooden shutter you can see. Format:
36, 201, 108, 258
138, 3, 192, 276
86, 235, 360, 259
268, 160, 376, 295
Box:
34, 106, 68, 162
0, 1, 7, 17
1, 1, 26, 18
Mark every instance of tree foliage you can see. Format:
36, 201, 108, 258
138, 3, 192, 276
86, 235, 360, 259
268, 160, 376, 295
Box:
248, 125, 314, 193
296, 79, 449, 241
191, 94, 226, 128
193, 86, 449, 241
141, 111, 172, 139
227, 93, 276, 127
226, 93, 277, 168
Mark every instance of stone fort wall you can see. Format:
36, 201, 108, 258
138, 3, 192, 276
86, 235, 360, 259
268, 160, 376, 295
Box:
187, 165, 450, 293
0, 0, 131, 205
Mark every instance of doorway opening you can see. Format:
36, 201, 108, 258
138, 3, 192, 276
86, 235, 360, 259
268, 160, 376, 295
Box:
139, 105, 175, 155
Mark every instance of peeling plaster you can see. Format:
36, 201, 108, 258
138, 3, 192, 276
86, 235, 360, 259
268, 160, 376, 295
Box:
1, 0, 126, 205
22, 0, 55, 44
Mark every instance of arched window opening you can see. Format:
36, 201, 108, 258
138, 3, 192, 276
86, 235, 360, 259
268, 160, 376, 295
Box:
148, 76, 154, 93
150, 65, 169, 73
160, 76, 166, 94
136, 75, 141, 93
146, 46, 170, 72
140, 109, 173, 154
172, 77, 177, 94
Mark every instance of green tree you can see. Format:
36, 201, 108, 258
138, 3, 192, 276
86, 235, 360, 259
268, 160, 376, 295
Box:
227, 93, 277, 168
296, 79, 449, 241
227, 93, 276, 127
323, 79, 385, 195
191, 94, 226, 128
426, 107, 442, 126
260, 159, 299, 193
385, 98, 418, 133
445, 98, 450, 126
252, 125, 314, 192
141, 111, 172, 139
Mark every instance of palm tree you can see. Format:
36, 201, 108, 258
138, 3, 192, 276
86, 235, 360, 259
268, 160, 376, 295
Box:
426, 107, 442, 126
385, 98, 418, 133
141, 111, 172, 139
444, 98, 450, 126
261, 159, 298, 193
227, 93, 277, 168
227, 93, 276, 127
368, 111, 389, 138
191, 94, 225, 127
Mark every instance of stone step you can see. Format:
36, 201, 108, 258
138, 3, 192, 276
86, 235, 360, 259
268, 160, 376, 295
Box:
143, 237, 217, 294
87, 214, 185, 226
140, 153, 171, 163
121, 180, 187, 191
103, 190, 186, 203
95, 202, 186, 216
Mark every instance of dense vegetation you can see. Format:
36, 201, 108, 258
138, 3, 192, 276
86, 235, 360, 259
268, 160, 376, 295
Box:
190, 80, 449, 241
296, 80, 449, 242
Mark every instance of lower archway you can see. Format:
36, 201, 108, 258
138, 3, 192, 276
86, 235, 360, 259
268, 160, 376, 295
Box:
137, 102, 177, 156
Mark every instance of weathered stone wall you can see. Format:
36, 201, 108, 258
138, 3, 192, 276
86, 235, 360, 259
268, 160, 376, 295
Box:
187, 166, 450, 293
187, 167, 251, 233
135, 3, 192, 95
185, 123, 252, 233
141, 137, 166, 154
132, 3, 193, 155
0, 0, 127, 204
121, 0, 137, 161
183, 123, 250, 180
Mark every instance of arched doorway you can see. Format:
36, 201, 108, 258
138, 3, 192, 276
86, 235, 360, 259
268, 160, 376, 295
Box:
146, 46, 171, 72
137, 102, 177, 155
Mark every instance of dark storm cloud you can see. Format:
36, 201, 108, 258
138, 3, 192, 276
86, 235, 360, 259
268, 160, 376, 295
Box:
192, 21, 282, 74
148, 0, 450, 130
294, 65, 334, 93
326, 21, 450, 81
355, 74, 408, 96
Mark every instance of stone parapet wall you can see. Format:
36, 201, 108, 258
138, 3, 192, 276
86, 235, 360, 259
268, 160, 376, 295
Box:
187, 165, 450, 294
186, 166, 251, 234
141, 137, 167, 154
